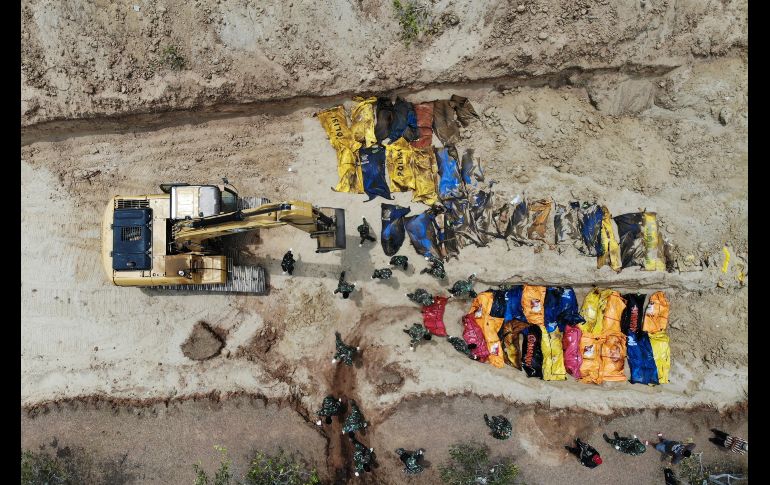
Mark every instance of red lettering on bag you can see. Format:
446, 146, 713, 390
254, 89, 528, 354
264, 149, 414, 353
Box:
524, 334, 536, 366
629, 306, 639, 333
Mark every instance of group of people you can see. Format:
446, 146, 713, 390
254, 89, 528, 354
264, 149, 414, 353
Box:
282, 217, 746, 480
565, 428, 746, 480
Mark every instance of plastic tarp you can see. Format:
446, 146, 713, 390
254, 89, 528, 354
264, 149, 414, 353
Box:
563, 324, 583, 379
643, 291, 669, 333
450, 94, 480, 126
597, 206, 622, 272
436, 147, 464, 200
555, 202, 582, 247
601, 291, 626, 335
578, 334, 605, 385
462, 313, 489, 362
599, 332, 627, 382
501, 286, 527, 322
620, 293, 646, 337
469, 292, 505, 368
642, 213, 667, 271
422, 296, 448, 336
544, 287, 585, 333
385, 138, 417, 192
648, 330, 670, 384
492, 196, 531, 246
350, 96, 378, 148
580, 203, 604, 257
521, 285, 547, 326
412, 102, 434, 149
614, 213, 646, 269
318, 106, 364, 194
521, 324, 544, 378
411, 148, 439, 206
405, 211, 440, 259
360, 146, 393, 201
541, 328, 567, 381
381, 203, 411, 256
527, 198, 553, 243
432, 100, 460, 146
375, 97, 418, 143
580, 288, 605, 335
489, 289, 508, 318
500, 319, 528, 369
627, 332, 659, 385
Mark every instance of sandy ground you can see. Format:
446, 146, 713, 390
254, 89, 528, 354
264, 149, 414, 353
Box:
21, 0, 747, 483
21, 395, 748, 484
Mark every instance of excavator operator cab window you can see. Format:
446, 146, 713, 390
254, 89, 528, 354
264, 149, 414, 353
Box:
221, 187, 238, 214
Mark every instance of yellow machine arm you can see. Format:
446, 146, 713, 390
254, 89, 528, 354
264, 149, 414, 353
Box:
172, 200, 346, 253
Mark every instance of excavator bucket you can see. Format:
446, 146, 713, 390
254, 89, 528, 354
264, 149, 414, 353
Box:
313, 207, 346, 253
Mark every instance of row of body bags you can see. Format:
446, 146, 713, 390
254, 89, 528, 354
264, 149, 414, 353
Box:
316, 96, 479, 206
381, 197, 672, 273
458, 286, 671, 385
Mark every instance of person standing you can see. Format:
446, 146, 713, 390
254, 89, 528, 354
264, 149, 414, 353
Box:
332, 332, 359, 366
281, 249, 296, 275
357, 218, 376, 247
334, 271, 356, 299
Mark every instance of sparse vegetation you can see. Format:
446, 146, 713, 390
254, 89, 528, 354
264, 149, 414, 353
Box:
439, 442, 521, 485
161, 45, 186, 70
21, 450, 71, 485
677, 453, 748, 485
392, 0, 432, 45
193, 447, 320, 485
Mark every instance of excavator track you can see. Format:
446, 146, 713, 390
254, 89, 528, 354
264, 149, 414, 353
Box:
147, 250, 267, 295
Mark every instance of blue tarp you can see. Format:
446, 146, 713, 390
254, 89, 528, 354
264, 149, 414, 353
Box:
580, 203, 604, 256
626, 332, 660, 385
503, 286, 527, 323
381, 203, 411, 256
360, 146, 393, 202
405, 211, 440, 259
544, 287, 586, 333
436, 148, 464, 200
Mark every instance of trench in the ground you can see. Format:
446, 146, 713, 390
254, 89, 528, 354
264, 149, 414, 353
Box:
21, 393, 748, 485
20, 61, 687, 146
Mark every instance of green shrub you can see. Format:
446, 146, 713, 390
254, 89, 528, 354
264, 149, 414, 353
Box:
161, 45, 186, 70
392, 0, 431, 45
439, 442, 521, 485
677, 453, 747, 485
193, 447, 319, 485
21, 450, 71, 485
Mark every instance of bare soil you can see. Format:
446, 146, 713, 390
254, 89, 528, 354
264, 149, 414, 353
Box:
21, 0, 747, 483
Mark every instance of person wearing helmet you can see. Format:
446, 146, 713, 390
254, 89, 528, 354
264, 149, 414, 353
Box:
334, 271, 356, 299
420, 256, 446, 280
371, 268, 393, 280
315, 395, 344, 426
389, 255, 409, 271
332, 332, 359, 366
357, 218, 376, 247
484, 414, 512, 440
448, 273, 477, 298
396, 448, 425, 475
281, 249, 296, 275
565, 438, 602, 468
603, 431, 647, 456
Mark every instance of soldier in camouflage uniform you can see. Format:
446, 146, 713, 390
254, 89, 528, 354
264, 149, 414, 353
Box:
315, 395, 344, 426
447, 336, 477, 360
389, 255, 409, 271
603, 432, 647, 456
403, 323, 432, 351
484, 414, 512, 440
406, 288, 434, 307
342, 399, 368, 436
420, 256, 446, 280
332, 331, 359, 366
449, 273, 477, 298
396, 448, 425, 475
281, 249, 296, 275
334, 271, 356, 299
371, 268, 393, 280
350, 435, 375, 477
357, 218, 376, 247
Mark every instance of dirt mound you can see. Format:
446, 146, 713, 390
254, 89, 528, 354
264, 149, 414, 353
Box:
180, 321, 225, 361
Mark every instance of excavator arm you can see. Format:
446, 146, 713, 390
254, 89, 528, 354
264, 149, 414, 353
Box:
172, 200, 346, 253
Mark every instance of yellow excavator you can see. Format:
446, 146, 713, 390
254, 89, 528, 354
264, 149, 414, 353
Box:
101, 182, 345, 294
